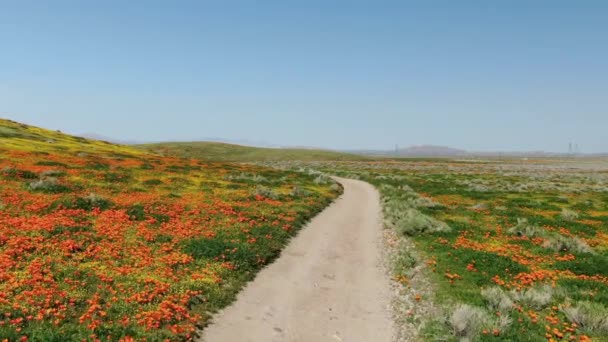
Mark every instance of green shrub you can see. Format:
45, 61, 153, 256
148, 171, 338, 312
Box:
28, 178, 71, 193
41, 169, 66, 177
103, 172, 131, 183
35, 161, 68, 167
50, 193, 113, 211
143, 179, 163, 186
2, 167, 38, 180
126, 204, 146, 221
87, 161, 110, 170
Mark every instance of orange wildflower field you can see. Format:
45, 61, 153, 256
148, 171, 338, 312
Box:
0, 119, 339, 341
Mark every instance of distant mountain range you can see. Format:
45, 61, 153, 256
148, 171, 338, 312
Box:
350, 145, 608, 158
349, 145, 468, 157
78, 133, 606, 158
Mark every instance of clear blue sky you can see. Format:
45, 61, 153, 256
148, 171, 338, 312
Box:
1, 1, 607, 152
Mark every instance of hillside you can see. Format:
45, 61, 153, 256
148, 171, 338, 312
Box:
0, 118, 340, 340
136, 141, 367, 162
0, 119, 144, 157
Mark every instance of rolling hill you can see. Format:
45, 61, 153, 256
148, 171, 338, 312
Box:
136, 141, 368, 162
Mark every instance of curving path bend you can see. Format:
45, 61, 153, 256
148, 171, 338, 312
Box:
199, 177, 394, 342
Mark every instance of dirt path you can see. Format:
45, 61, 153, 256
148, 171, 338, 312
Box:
199, 177, 394, 342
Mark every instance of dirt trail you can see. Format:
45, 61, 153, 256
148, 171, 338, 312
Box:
199, 177, 394, 342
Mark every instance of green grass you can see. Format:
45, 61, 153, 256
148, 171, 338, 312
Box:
135, 141, 368, 162
286, 159, 608, 341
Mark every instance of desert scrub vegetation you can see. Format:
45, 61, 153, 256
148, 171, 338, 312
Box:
283, 158, 608, 341
561, 301, 608, 335
380, 183, 451, 236
0, 119, 342, 341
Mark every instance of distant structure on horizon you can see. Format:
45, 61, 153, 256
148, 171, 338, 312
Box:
568, 142, 581, 155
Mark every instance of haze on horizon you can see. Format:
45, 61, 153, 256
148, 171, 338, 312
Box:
1, 1, 607, 153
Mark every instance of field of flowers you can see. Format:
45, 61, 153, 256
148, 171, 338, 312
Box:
0, 119, 340, 341
271, 159, 608, 341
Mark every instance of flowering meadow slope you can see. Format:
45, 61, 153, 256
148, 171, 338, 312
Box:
0, 119, 340, 341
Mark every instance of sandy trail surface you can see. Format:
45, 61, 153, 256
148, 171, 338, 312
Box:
200, 177, 394, 342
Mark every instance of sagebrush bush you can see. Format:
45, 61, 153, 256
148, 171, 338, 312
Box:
251, 185, 279, 200
379, 182, 450, 235
510, 284, 554, 309
469, 202, 488, 211
544, 235, 594, 254
413, 196, 440, 208
560, 208, 579, 221
289, 186, 311, 198
447, 303, 512, 341
226, 172, 273, 185
448, 304, 492, 340
393, 249, 417, 277
507, 218, 544, 238
394, 208, 451, 236
28, 177, 71, 193
313, 175, 331, 185
561, 301, 608, 334
481, 286, 514, 312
